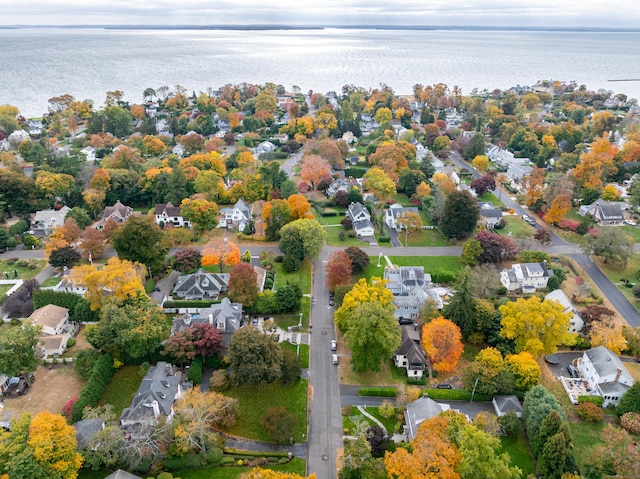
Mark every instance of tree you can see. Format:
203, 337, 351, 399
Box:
161, 328, 197, 365
299, 155, 331, 189
475, 230, 519, 264
471, 155, 489, 172
27, 411, 83, 479
464, 133, 486, 160
523, 167, 546, 209
363, 167, 396, 203
325, 251, 353, 291
111, 215, 167, 276
397, 211, 423, 246
78, 227, 106, 260
279, 219, 326, 261
0, 323, 40, 377
470, 174, 496, 195
180, 197, 218, 232
589, 321, 627, 355
505, 351, 541, 391
421, 317, 464, 382
228, 326, 283, 384
545, 193, 572, 224
334, 277, 395, 331
587, 424, 640, 479
522, 385, 565, 441
172, 247, 202, 273
616, 381, 640, 417
260, 406, 298, 444
262, 199, 292, 241
192, 322, 223, 359
538, 431, 569, 479
499, 296, 575, 357
287, 194, 311, 220
573, 136, 617, 190
246, 470, 316, 479
342, 247, 368, 275
443, 267, 477, 340
173, 388, 236, 455
228, 262, 259, 307
70, 257, 146, 311
1, 279, 38, 318
202, 238, 241, 273
461, 239, 482, 266
275, 283, 302, 313
440, 190, 479, 239
48, 245, 81, 269
457, 424, 522, 479
586, 227, 633, 267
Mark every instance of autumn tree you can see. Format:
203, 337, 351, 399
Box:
325, 250, 353, 291
78, 227, 106, 260
161, 328, 197, 365
432, 172, 457, 195
334, 277, 395, 331
500, 296, 575, 357
573, 136, 617, 190
172, 247, 202, 273
111, 215, 167, 275
421, 317, 464, 382
180, 197, 219, 232
585, 227, 633, 267
471, 155, 489, 172
202, 238, 241, 273
245, 470, 317, 479
397, 211, 423, 246
461, 239, 482, 266
173, 388, 237, 455
363, 167, 396, 203
505, 351, 541, 391
344, 246, 370, 274
545, 193, 572, 224
440, 191, 479, 239
586, 424, 640, 479
262, 199, 292, 241
299, 155, 331, 189
279, 219, 326, 261
228, 262, 259, 307
228, 326, 283, 384
287, 194, 311, 220
589, 321, 627, 355
260, 406, 298, 445
43, 228, 69, 260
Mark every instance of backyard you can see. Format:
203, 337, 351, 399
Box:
271, 259, 312, 294
98, 365, 146, 415
355, 255, 462, 283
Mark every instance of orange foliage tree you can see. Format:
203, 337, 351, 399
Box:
524, 167, 546, 208
421, 317, 464, 382
287, 194, 312, 220
325, 251, 353, 291
202, 238, 241, 273
299, 155, 332, 189
573, 136, 618, 190
545, 193, 572, 224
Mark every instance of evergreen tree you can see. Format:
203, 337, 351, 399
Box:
443, 266, 477, 340
440, 190, 479, 239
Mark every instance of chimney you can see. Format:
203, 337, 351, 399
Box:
166, 364, 173, 376
209, 313, 214, 325
615, 368, 622, 383
151, 400, 160, 418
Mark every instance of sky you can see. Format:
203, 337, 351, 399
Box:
1, 0, 639, 28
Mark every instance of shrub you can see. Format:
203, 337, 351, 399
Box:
633, 284, 640, 298
71, 352, 115, 421
205, 447, 224, 465
188, 357, 203, 385
430, 271, 456, 283
498, 411, 520, 436
163, 453, 206, 470
342, 405, 353, 416
378, 400, 395, 419
620, 412, 640, 434
359, 387, 397, 397
66, 338, 76, 348
282, 254, 300, 273
209, 370, 229, 392
577, 395, 604, 407
163, 300, 220, 309
577, 402, 603, 422
338, 230, 346, 241
10, 318, 20, 326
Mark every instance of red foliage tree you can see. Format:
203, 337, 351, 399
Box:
227, 262, 259, 307
325, 250, 353, 291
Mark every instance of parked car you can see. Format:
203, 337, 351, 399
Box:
329, 298, 335, 306
332, 354, 339, 365
437, 383, 452, 389
252, 316, 259, 326
330, 340, 337, 351
398, 318, 413, 325
522, 214, 536, 226
567, 365, 579, 378
624, 219, 637, 226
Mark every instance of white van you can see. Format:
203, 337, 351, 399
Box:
332, 354, 338, 365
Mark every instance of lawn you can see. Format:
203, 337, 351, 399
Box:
400, 229, 448, 247
354, 255, 462, 283
325, 226, 370, 247
98, 365, 145, 415
0, 284, 12, 297
272, 259, 312, 294
40, 276, 61, 287
221, 380, 308, 443
477, 191, 506, 208
280, 342, 310, 369
569, 421, 607, 471
0, 258, 46, 279
594, 254, 640, 312
312, 208, 346, 226
339, 357, 403, 387
364, 406, 399, 433
497, 216, 536, 239
499, 429, 536, 477
78, 458, 307, 479
391, 192, 411, 206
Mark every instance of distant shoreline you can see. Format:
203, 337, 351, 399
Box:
1, 25, 640, 33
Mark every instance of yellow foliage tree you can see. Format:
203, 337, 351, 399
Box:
334, 277, 394, 331
601, 185, 620, 201
35, 171, 76, 201
523, 167, 546, 208
287, 194, 312, 220
432, 172, 457, 195
82, 188, 106, 217
421, 317, 464, 381
573, 136, 618, 189
472, 155, 489, 172
545, 193, 572, 224
589, 321, 627, 355
88, 168, 111, 192
363, 167, 396, 203
69, 257, 146, 310
505, 351, 541, 390
415, 181, 432, 200
202, 238, 241, 273
28, 411, 83, 479
476, 346, 505, 372
43, 228, 69, 260
499, 296, 576, 357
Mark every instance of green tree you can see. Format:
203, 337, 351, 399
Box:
260, 406, 298, 444
464, 133, 486, 160
443, 266, 477, 340
344, 301, 401, 373
440, 190, 480, 239
275, 283, 302, 313
279, 219, 327, 261
522, 385, 565, 441
48, 245, 81, 269
532, 410, 570, 458
461, 239, 483, 266
585, 227, 634, 268
616, 381, 640, 417
457, 424, 522, 479
180, 197, 219, 232
538, 432, 568, 479
65, 207, 92, 229
0, 414, 47, 479
228, 326, 283, 384
0, 323, 40, 377
111, 215, 167, 276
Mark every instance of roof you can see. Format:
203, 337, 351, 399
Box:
33, 206, 71, 225
595, 201, 624, 220
173, 269, 230, 297
353, 219, 374, 232
29, 304, 69, 328
102, 201, 132, 221
348, 202, 369, 220
73, 418, 104, 449
104, 470, 144, 479
584, 346, 633, 383
493, 395, 523, 414
545, 289, 577, 314
154, 202, 182, 217
171, 298, 243, 344
396, 325, 426, 368
39, 335, 65, 350
233, 198, 251, 219
404, 396, 446, 440
479, 208, 503, 218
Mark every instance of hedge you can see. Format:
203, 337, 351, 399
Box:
32, 290, 85, 320
378, 235, 390, 243
188, 357, 203, 385
163, 299, 220, 309
359, 387, 397, 397
71, 352, 115, 421
578, 395, 604, 407
421, 389, 492, 402
430, 271, 457, 284
344, 167, 367, 178
145, 278, 156, 294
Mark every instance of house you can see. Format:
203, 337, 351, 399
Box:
577, 346, 634, 407
347, 202, 370, 222
28, 120, 43, 136
0, 373, 10, 396
545, 290, 584, 334
154, 202, 191, 228
384, 265, 444, 318
443, 166, 460, 185
218, 198, 251, 231
593, 200, 625, 226
73, 418, 105, 450
500, 262, 553, 293
326, 179, 360, 197
394, 325, 427, 380
80, 146, 96, 162
478, 203, 503, 228
32, 206, 71, 235
506, 164, 533, 192
171, 297, 243, 346
172, 268, 230, 300
492, 395, 523, 418
120, 362, 183, 436
29, 304, 70, 336
172, 144, 185, 158
95, 201, 133, 230
256, 141, 276, 156
0, 138, 10, 152
54, 268, 88, 296
8, 129, 30, 146
352, 219, 375, 238
486, 143, 530, 170
403, 396, 450, 441
384, 204, 420, 231
104, 471, 143, 479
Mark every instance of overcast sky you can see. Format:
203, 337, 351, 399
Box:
1, 0, 639, 28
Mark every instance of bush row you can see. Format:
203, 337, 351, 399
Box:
430, 271, 456, 284
359, 387, 397, 397
422, 388, 492, 402
71, 352, 115, 422
163, 299, 220, 309
312, 203, 339, 217
32, 290, 97, 322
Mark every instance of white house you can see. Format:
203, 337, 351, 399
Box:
256, 141, 276, 155
347, 202, 375, 237
579, 199, 627, 226
80, 146, 96, 162
28, 120, 43, 136
29, 304, 76, 358
384, 204, 419, 232
394, 325, 427, 380
384, 265, 445, 319
218, 198, 251, 231
500, 262, 553, 293
545, 289, 584, 334
577, 346, 634, 407
154, 202, 191, 228
32, 206, 71, 236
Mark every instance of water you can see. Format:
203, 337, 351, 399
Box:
1, 27, 639, 117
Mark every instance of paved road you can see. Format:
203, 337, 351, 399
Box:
282, 150, 303, 179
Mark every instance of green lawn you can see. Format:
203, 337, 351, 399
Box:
98, 365, 145, 415
364, 406, 399, 433
78, 458, 307, 479
222, 380, 308, 443
499, 429, 536, 477
391, 193, 411, 206
477, 191, 506, 208
568, 421, 607, 471
312, 208, 347, 226
280, 342, 310, 369
325, 226, 370, 247
0, 284, 12, 297
595, 254, 640, 312
272, 260, 312, 294
497, 216, 536, 239
0, 258, 46, 279
40, 277, 61, 287
355, 255, 462, 283
400, 228, 448, 247
343, 412, 377, 434
617, 225, 640, 242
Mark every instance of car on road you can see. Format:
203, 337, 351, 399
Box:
330, 340, 337, 351
153, 287, 161, 292
398, 318, 413, 325
329, 298, 335, 306
332, 354, 339, 365
437, 383, 452, 389
252, 316, 259, 326
522, 214, 537, 226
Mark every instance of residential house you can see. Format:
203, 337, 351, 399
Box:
0, 374, 10, 396
271, 133, 289, 144
443, 166, 460, 185
8, 129, 30, 146
95, 201, 133, 230
120, 362, 183, 437
171, 297, 244, 347
80, 146, 96, 162
154, 202, 191, 228
500, 262, 553, 293
403, 396, 450, 441
342, 131, 356, 144
545, 289, 584, 334
506, 164, 533, 192
326, 179, 360, 197
218, 198, 251, 231
577, 346, 634, 407
431, 156, 445, 173
29, 304, 77, 358
27, 120, 43, 136
492, 395, 523, 418
255, 141, 276, 156
384, 265, 444, 318
384, 204, 420, 232
54, 268, 88, 296
592, 200, 625, 226
458, 182, 477, 198
172, 268, 230, 301
0, 138, 10, 152
172, 144, 185, 158
73, 418, 105, 450
347, 201, 375, 237
478, 203, 503, 228
486, 143, 530, 170
394, 325, 427, 380
104, 470, 143, 479
32, 206, 71, 236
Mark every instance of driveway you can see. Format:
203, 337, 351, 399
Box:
150, 270, 180, 304
385, 225, 402, 247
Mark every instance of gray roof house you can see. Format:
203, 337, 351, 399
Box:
545, 289, 584, 334
593, 200, 625, 226
173, 268, 230, 300
500, 262, 553, 293
219, 198, 251, 231
347, 202, 370, 222
492, 395, 523, 418
479, 204, 503, 228
403, 396, 449, 441
394, 325, 427, 380
73, 418, 105, 450
32, 206, 71, 236
384, 204, 419, 231
384, 265, 444, 318
155, 202, 191, 228
577, 345, 634, 407
120, 362, 182, 437
95, 201, 133, 230
171, 297, 243, 346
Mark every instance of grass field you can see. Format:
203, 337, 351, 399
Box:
594, 255, 640, 312
281, 342, 310, 369
0, 258, 46, 279
477, 191, 506, 208
355, 255, 462, 283
325, 226, 370, 246
401, 228, 448, 247
499, 429, 536, 476
98, 365, 145, 415
312, 208, 346, 226
272, 259, 312, 294
569, 421, 607, 471
40, 276, 61, 287
498, 216, 537, 238
222, 380, 308, 443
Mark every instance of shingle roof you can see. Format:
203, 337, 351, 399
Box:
154, 202, 182, 217
585, 346, 632, 383
73, 418, 104, 450
104, 470, 144, 479
493, 395, 522, 415
29, 304, 69, 329
173, 269, 230, 298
